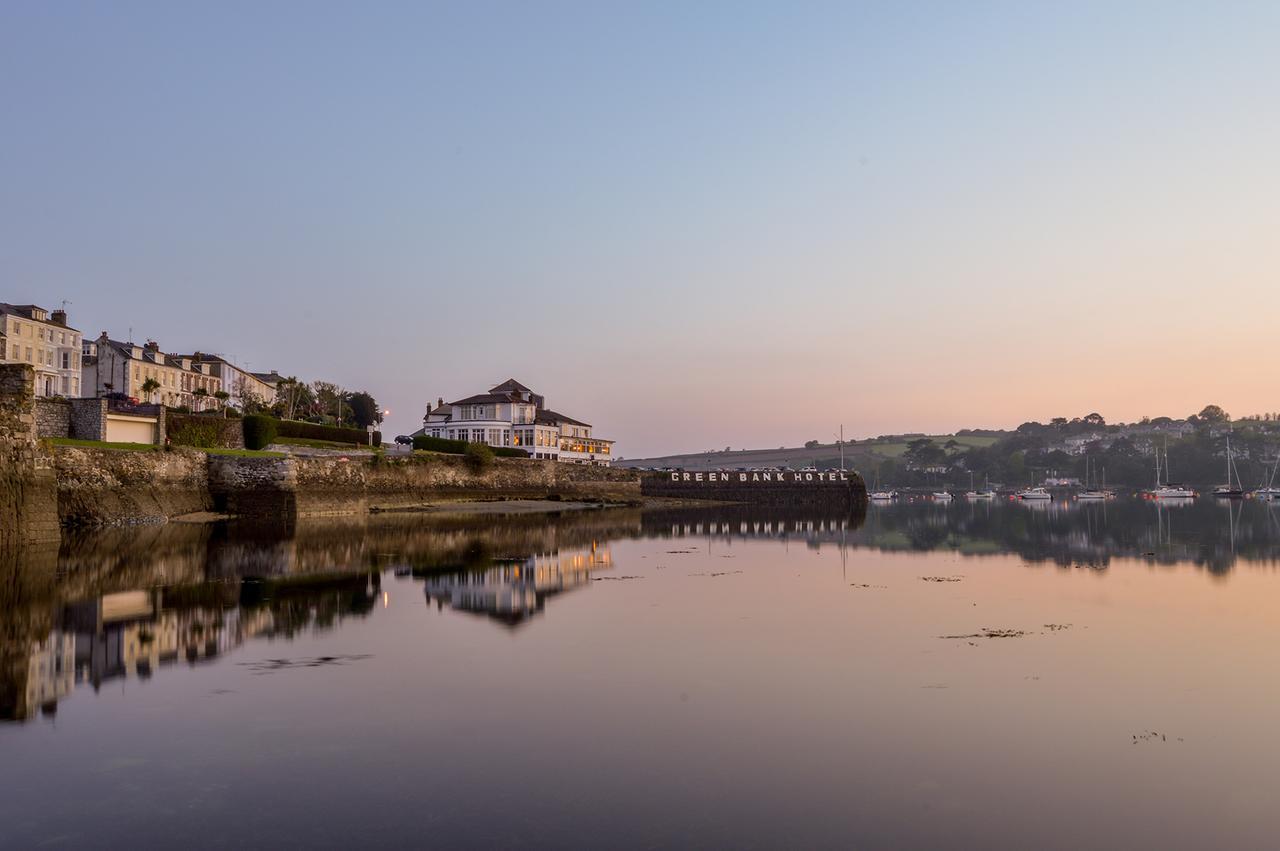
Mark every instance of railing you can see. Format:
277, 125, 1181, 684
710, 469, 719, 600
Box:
106, 399, 162, 416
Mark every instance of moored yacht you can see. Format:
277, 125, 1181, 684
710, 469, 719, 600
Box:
1212, 435, 1245, 498
933, 491, 953, 501
1017, 487, 1052, 500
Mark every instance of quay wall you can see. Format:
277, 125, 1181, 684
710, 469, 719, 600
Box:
641, 469, 866, 505
56, 449, 641, 526
0, 366, 60, 544
55, 447, 213, 526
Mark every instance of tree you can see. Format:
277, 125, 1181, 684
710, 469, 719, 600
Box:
1082, 412, 1106, 427
1198, 404, 1230, 423
346, 391, 381, 429
213, 389, 230, 417
804, 440, 820, 449
312, 382, 347, 425
140, 377, 160, 403
193, 387, 209, 412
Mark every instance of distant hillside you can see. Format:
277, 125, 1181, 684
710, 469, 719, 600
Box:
617, 434, 1002, 472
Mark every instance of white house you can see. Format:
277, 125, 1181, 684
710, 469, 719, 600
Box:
415, 379, 615, 465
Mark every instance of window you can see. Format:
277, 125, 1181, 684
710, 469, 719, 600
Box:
25, 346, 32, 362
61, 352, 70, 369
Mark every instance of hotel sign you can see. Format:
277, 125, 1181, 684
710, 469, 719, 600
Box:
671, 471, 852, 483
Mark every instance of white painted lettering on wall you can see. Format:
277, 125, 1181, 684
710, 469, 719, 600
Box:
669, 471, 850, 484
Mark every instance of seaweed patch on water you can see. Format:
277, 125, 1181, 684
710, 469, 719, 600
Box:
239, 654, 373, 674
1133, 730, 1183, 744
1042, 623, 1072, 632
850, 583, 887, 589
920, 576, 963, 583
592, 575, 644, 581
939, 628, 1027, 640
690, 571, 744, 577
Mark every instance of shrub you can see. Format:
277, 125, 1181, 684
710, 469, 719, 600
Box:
371, 430, 382, 448
464, 442, 494, 472
276, 419, 369, 446
413, 435, 467, 454
493, 447, 530, 458
243, 415, 278, 450
168, 414, 240, 449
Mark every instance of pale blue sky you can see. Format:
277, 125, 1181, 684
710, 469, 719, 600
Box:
4, 2, 1279, 456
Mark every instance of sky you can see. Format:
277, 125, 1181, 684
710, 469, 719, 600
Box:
3, 1, 1279, 457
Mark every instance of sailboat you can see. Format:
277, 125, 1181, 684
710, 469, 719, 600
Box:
966, 471, 995, 499
1253, 455, 1280, 500
1212, 435, 1245, 498
1078, 456, 1106, 500
1152, 439, 1195, 499
868, 467, 896, 500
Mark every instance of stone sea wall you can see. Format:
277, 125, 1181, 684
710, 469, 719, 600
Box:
54, 448, 640, 526
0, 365, 59, 545
55, 446, 213, 526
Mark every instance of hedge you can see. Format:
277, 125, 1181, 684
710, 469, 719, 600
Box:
412, 434, 529, 458
167, 414, 243, 449
413, 435, 467, 453
276, 419, 371, 446
243, 415, 278, 451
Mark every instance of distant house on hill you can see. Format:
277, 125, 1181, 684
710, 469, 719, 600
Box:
413, 379, 614, 465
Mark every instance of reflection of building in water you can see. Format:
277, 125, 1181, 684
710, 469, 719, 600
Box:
423, 543, 613, 627
8, 575, 376, 721
24, 631, 76, 717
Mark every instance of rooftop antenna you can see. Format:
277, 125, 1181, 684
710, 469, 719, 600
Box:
60, 299, 72, 311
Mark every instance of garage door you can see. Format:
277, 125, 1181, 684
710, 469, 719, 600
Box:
105, 414, 157, 445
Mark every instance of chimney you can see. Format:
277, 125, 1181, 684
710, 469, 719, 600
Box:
144, 340, 160, 352
50, 309, 67, 326
437, 397, 444, 410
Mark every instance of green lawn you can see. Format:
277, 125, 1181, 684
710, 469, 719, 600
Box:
48, 437, 283, 458
274, 437, 376, 452
205, 447, 286, 458
48, 437, 158, 453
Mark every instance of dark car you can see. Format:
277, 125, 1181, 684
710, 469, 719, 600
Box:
394, 435, 413, 445
104, 392, 140, 405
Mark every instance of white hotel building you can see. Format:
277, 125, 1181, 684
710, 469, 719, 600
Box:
415, 379, 614, 465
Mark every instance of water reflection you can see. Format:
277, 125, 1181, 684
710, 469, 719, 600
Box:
7, 496, 1280, 722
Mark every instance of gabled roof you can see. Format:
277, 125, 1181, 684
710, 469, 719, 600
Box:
449, 392, 521, 406
490, 378, 534, 394
537, 409, 591, 428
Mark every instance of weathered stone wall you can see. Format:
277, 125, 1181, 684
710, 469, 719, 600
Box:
206, 453, 641, 518
0, 365, 60, 544
33, 398, 70, 439
69, 398, 107, 441
54, 446, 212, 526
46, 444, 640, 527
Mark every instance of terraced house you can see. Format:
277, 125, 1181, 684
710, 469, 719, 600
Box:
0, 304, 83, 397
81, 334, 222, 410
416, 379, 615, 465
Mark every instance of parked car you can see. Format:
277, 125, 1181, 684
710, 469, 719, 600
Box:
394, 435, 413, 445
104, 392, 140, 405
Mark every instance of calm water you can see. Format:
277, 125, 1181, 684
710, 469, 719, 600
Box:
5, 497, 1280, 848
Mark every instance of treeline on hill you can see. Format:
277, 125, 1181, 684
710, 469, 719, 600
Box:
874, 405, 1280, 490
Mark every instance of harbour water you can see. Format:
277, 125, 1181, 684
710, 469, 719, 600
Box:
5, 497, 1280, 848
